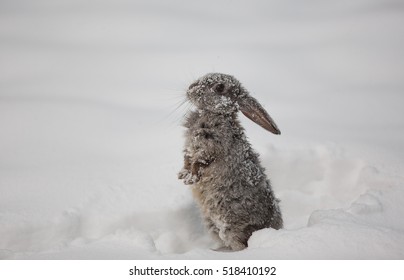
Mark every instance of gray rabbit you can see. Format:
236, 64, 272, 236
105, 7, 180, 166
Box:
178, 73, 283, 251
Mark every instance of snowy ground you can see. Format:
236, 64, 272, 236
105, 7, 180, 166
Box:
1, 0, 404, 259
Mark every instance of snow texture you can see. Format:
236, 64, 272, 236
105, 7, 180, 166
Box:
1, 0, 404, 259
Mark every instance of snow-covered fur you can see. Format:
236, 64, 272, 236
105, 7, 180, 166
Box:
178, 73, 283, 251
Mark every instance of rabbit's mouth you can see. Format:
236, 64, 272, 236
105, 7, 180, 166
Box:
185, 87, 199, 106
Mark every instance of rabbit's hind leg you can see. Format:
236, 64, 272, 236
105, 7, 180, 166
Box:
205, 218, 226, 250
219, 226, 248, 251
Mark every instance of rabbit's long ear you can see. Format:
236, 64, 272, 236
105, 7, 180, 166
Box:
239, 96, 281, 135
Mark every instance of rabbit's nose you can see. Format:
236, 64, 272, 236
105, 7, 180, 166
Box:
189, 81, 199, 90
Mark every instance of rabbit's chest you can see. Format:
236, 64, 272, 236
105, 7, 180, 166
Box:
186, 122, 224, 153
185, 113, 237, 151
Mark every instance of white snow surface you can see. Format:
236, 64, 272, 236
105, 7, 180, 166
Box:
1, 0, 404, 259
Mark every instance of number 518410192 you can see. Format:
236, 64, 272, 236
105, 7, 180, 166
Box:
222, 266, 276, 276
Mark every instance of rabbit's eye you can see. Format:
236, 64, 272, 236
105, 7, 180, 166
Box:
215, 83, 225, 93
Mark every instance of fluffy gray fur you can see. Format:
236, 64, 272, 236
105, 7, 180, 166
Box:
178, 73, 283, 251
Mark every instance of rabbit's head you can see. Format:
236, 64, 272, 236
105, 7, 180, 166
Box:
187, 73, 281, 134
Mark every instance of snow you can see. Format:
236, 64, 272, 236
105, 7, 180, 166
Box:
1, 0, 404, 259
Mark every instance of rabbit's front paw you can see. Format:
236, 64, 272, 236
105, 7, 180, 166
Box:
178, 168, 190, 180
184, 173, 200, 185
178, 168, 200, 185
